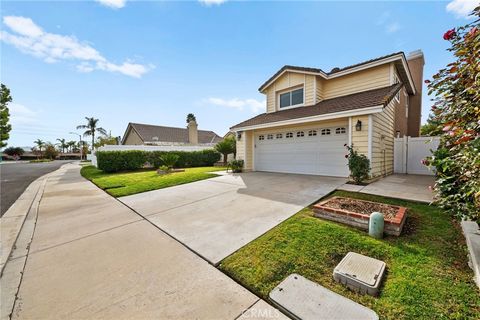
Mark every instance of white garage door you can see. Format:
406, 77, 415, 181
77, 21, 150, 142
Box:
254, 125, 349, 177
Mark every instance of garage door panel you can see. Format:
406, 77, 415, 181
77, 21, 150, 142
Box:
255, 126, 349, 177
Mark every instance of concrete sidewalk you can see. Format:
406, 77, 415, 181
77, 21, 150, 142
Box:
338, 174, 435, 203
1, 163, 284, 319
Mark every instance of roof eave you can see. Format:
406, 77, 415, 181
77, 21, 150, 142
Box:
231, 104, 384, 132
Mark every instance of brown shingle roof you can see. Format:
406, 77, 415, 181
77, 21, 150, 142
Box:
258, 52, 405, 92
231, 83, 402, 130
126, 123, 223, 144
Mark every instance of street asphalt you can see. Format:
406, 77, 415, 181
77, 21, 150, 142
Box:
0, 160, 73, 216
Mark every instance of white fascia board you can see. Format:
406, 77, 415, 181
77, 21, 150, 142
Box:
232, 105, 384, 132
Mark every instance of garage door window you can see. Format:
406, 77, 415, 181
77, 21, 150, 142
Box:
276, 133, 283, 139
267, 134, 274, 140
259, 135, 265, 140
321, 129, 331, 135
297, 131, 305, 137
286, 132, 293, 138
308, 130, 317, 136
335, 127, 346, 134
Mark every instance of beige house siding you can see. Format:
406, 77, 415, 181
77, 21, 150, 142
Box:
323, 64, 391, 100
316, 78, 324, 102
123, 128, 143, 145
266, 87, 275, 113
371, 102, 395, 178
305, 75, 315, 105
244, 130, 254, 171
350, 115, 369, 157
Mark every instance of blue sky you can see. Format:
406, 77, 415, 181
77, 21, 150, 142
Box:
1, 0, 477, 147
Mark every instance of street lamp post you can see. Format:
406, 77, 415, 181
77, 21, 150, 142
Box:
69, 132, 83, 161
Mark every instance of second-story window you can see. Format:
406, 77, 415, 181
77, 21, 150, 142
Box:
279, 87, 304, 108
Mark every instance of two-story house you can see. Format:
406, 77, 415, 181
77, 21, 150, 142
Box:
230, 51, 424, 178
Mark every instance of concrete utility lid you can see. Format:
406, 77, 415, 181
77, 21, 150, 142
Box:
333, 252, 386, 296
269, 274, 378, 320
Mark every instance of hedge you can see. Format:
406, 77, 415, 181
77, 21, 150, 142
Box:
96, 149, 221, 173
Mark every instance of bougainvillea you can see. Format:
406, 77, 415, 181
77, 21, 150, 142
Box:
426, 6, 480, 222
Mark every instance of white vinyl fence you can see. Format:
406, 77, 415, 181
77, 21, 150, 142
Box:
394, 136, 440, 175
91, 144, 215, 167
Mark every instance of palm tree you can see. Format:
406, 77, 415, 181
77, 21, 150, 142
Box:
56, 138, 68, 153
186, 113, 196, 123
215, 137, 236, 164
33, 139, 45, 159
67, 140, 77, 152
33, 139, 45, 152
76, 117, 107, 153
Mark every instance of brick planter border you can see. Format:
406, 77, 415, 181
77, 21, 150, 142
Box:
313, 196, 407, 236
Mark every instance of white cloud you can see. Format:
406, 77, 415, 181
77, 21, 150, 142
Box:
386, 22, 401, 34
205, 97, 265, 114
446, 0, 478, 19
95, 0, 126, 9
0, 16, 152, 78
9, 103, 39, 125
199, 0, 227, 6
376, 11, 401, 34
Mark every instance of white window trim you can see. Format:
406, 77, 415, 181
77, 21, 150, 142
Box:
277, 86, 305, 110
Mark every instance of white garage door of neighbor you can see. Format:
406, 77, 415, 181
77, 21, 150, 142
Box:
254, 125, 349, 177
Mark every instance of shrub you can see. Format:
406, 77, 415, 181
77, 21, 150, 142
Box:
345, 144, 370, 184
229, 159, 244, 173
160, 153, 179, 169
3, 146, 25, 156
425, 10, 480, 221
97, 149, 221, 173
97, 150, 146, 173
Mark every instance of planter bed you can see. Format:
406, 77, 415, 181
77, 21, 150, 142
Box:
313, 196, 407, 236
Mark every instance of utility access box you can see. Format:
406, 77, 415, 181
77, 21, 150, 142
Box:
333, 252, 386, 296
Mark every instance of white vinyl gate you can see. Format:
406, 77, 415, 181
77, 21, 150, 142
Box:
254, 126, 349, 177
394, 136, 440, 175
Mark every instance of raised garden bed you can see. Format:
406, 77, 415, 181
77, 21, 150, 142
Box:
313, 196, 407, 236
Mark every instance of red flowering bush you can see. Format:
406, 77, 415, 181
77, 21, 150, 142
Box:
426, 6, 480, 222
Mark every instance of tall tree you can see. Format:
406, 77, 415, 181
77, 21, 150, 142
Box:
76, 117, 107, 153
186, 113, 196, 123
56, 138, 68, 153
33, 139, 45, 152
67, 140, 77, 152
0, 84, 12, 148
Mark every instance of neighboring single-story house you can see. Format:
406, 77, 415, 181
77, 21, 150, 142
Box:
230, 50, 424, 178
121, 120, 223, 146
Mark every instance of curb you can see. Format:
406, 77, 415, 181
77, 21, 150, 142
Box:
0, 168, 54, 277
461, 220, 480, 289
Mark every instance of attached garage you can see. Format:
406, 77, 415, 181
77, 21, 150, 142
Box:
254, 125, 349, 177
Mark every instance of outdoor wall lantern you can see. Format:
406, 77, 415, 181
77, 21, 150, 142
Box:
237, 131, 243, 140
355, 120, 362, 131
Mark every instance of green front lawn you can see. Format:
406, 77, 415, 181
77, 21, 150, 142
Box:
219, 191, 479, 319
81, 165, 226, 197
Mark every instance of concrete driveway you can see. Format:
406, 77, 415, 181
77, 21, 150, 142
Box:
120, 172, 346, 264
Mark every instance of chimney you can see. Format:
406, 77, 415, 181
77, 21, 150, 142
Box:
187, 120, 198, 145
406, 50, 425, 137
